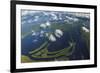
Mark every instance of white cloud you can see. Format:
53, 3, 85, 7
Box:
49, 34, 56, 42
55, 29, 63, 38
51, 13, 58, 20
22, 10, 36, 16
34, 16, 39, 21
40, 30, 45, 34
46, 21, 51, 27
32, 30, 37, 36
28, 19, 33, 23
40, 23, 47, 29
32, 32, 36, 36
82, 26, 89, 32
66, 16, 78, 22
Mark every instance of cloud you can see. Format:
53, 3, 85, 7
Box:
40, 23, 47, 29
82, 26, 89, 32
49, 34, 56, 42
55, 29, 63, 38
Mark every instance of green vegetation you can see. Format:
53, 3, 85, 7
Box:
29, 41, 48, 54
21, 55, 33, 63
29, 41, 75, 60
